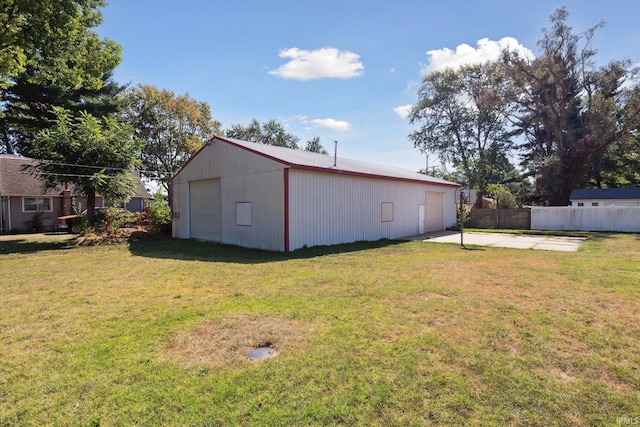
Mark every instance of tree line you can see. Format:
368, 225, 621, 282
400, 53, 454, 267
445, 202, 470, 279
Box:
1, 3, 637, 216
0, 1, 327, 218
410, 7, 640, 206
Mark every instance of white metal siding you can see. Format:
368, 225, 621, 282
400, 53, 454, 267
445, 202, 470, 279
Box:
172, 141, 458, 252
189, 178, 221, 241
220, 170, 284, 251
532, 206, 640, 232
425, 191, 445, 232
171, 143, 286, 251
172, 181, 189, 238
418, 205, 425, 234
571, 199, 640, 207
287, 170, 456, 251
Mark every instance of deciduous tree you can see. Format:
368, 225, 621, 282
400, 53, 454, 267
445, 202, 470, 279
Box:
304, 136, 328, 154
486, 184, 518, 209
0, 0, 117, 90
0, 0, 121, 154
29, 107, 141, 219
409, 62, 516, 206
226, 118, 300, 149
123, 84, 220, 191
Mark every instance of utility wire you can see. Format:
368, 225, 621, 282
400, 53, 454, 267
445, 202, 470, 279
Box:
41, 163, 174, 176
0, 162, 175, 177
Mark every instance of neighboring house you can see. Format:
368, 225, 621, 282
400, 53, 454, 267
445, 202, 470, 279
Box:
570, 188, 640, 207
171, 136, 459, 252
0, 154, 149, 233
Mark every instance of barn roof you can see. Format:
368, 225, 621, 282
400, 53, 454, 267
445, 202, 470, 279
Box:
570, 187, 640, 200
209, 136, 459, 187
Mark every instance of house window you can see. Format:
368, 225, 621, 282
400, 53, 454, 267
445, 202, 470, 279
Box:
577, 202, 584, 207
381, 202, 394, 222
591, 202, 599, 207
23, 197, 52, 212
236, 202, 252, 226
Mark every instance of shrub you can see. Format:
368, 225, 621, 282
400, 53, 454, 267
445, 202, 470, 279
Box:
70, 215, 92, 235
486, 184, 518, 209
91, 208, 137, 236
24, 211, 45, 232
147, 192, 171, 235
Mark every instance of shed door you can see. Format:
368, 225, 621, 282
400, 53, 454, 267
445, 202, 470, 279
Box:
425, 192, 445, 232
189, 178, 221, 241
418, 204, 425, 234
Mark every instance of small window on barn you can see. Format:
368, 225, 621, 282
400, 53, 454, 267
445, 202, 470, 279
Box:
236, 202, 252, 226
23, 197, 52, 212
577, 202, 584, 207
592, 202, 599, 207
381, 202, 394, 222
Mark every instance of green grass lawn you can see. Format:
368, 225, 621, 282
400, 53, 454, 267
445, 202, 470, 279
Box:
0, 232, 639, 426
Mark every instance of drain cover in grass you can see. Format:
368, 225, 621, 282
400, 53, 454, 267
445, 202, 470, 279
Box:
245, 347, 278, 361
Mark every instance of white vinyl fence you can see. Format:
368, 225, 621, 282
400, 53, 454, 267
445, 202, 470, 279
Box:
531, 207, 640, 232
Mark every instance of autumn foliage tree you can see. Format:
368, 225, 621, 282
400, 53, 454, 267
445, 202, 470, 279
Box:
123, 84, 221, 191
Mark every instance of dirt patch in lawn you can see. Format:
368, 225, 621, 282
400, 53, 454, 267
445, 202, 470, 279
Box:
166, 314, 315, 368
73, 228, 152, 246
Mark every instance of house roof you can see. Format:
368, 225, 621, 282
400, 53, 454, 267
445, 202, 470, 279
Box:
570, 187, 640, 200
200, 136, 458, 187
0, 154, 149, 198
0, 155, 62, 196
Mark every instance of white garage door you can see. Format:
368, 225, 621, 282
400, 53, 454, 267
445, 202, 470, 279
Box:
189, 178, 221, 241
425, 191, 445, 232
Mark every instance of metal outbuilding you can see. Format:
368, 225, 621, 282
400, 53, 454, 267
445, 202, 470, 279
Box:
171, 136, 459, 252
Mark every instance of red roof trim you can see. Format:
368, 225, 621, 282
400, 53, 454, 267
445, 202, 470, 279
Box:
171, 136, 458, 188
168, 140, 210, 185
169, 136, 292, 185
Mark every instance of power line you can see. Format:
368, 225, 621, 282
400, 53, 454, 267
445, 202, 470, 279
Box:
0, 163, 174, 177
34, 161, 175, 176
35, 160, 130, 171
34, 171, 129, 179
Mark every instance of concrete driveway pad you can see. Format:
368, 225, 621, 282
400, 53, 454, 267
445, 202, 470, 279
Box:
404, 231, 586, 252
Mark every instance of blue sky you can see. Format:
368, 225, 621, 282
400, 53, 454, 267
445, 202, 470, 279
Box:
97, 0, 640, 173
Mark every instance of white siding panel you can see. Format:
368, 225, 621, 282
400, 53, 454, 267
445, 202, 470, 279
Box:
171, 142, 286, 251
288, 170, 456, 250
221, 170, 285, 251
425, 191, 445, 232
171, 181, 189, 239
189, 178, 221, 241
532, 206, 640, 232
175, 142, 283, 183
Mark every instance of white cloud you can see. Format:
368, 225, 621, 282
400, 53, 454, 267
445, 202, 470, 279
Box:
268, 47, 364, 80
390, 67, 397, 73
421, 37, 534, 74
311, 118, 351, 132
393, 104, 413, 119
